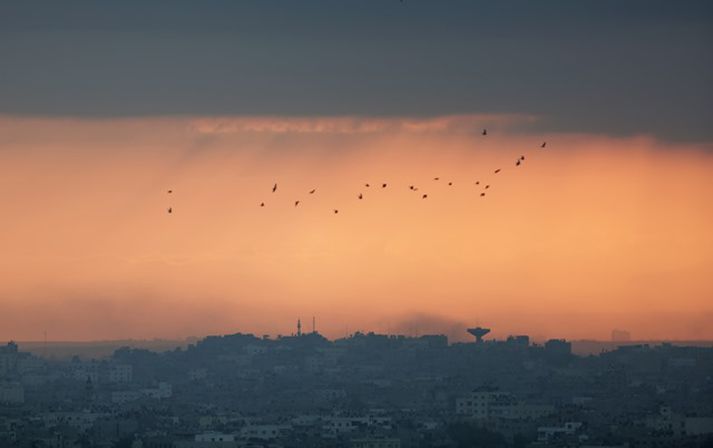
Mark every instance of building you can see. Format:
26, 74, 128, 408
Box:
456, 389, 554, 420
240, 425, 283, 440
537, 422, 583, 443
456, 389, 510, 419
195, 432, 235, 442
545, 339, 572, 356
112, 390, 141, 404
108, 363, 133, 383
0, 342, 19, 376
0, 381, 24, 404
351, 437, 401, 448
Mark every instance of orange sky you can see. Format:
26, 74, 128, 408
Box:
1, 115, 712, 342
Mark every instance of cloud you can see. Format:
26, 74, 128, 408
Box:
1, 2, 711, 140
188, 115, 537, 136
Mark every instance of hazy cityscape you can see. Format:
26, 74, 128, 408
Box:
2, 324, 712, 447
2, 1, 712, 447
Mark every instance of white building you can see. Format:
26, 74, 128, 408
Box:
108, 364, 133, 383
0, 382, 24, 404
456, 389, 554, 420
72, 364, 99, 383
112, 390, 141, 404
141, 382, 173, 399
188, 368, 208, 381
456, 389, 507, 419
683, 417, 713, 436
41, 412, 105, 432
323, 415, 392, 435
350, 437, 401, 448
195, 432, 235, 442
240, 424, 284, 440
537, 422, 582, 442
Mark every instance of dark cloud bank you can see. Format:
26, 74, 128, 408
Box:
1, 0, 712, 141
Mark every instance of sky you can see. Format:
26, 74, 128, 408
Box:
1, 1, 712, 342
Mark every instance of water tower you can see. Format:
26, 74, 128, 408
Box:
467, 327, 491, 343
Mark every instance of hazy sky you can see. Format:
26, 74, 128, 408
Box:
1, 2, 712, 341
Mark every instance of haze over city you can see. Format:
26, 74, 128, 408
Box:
4, 3, 713, 448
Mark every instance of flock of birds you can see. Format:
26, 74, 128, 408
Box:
165, 131, 547, 215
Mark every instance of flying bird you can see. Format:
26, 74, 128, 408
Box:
485, 185, 490, 189
294, 200, 300, 207
382, 183, 387, 188
494, 169, 501, 174
482, 129, 487, 136
272, 183, 277, 193
358, 193, 363, 200
167, 207, 172, 214
167, 190, 172, 194
433, 177, 440, 181
516, 160, 521, 166
541, 142, 547, 148
365, 183, 370, 187
480, 192, 486, 197
409, 185, 415, 190
260, 202, 265, 207
309, 189, 316, 194
475, 181, 480, 185
333, 209, 339, 214
520, 155, 525, 160
448, 182, 453, 186
422, 194, 428, 199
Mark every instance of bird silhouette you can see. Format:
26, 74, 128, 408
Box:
433, 177, 440, 181
365, 183, 370, 187
260, 202, 265, 207
294, 200, 300, 207
409, 185, 415, 190
494, 169, 501, 174
358, 193, 363, 200
272, 183, 277, 193
333, 209, 339, 214
448, 182, 453, 186
167, 190, 172, 194
382, 183, 387, 188
520, 155, 525, 160
480, 192, 486, 197
516, 160, 521, 166
309, 189, 316, 194
485, 185, 490, 189
167, 207, 172, 214
422, 194, 428, 199
482, 129, 487, 136
541, 142, 547, 148
475, 181, 480, 185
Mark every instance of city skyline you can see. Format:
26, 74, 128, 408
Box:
2, 3, 713, 447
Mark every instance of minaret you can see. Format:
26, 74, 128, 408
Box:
312, 316, 316, 334
297, 318, 302, 337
